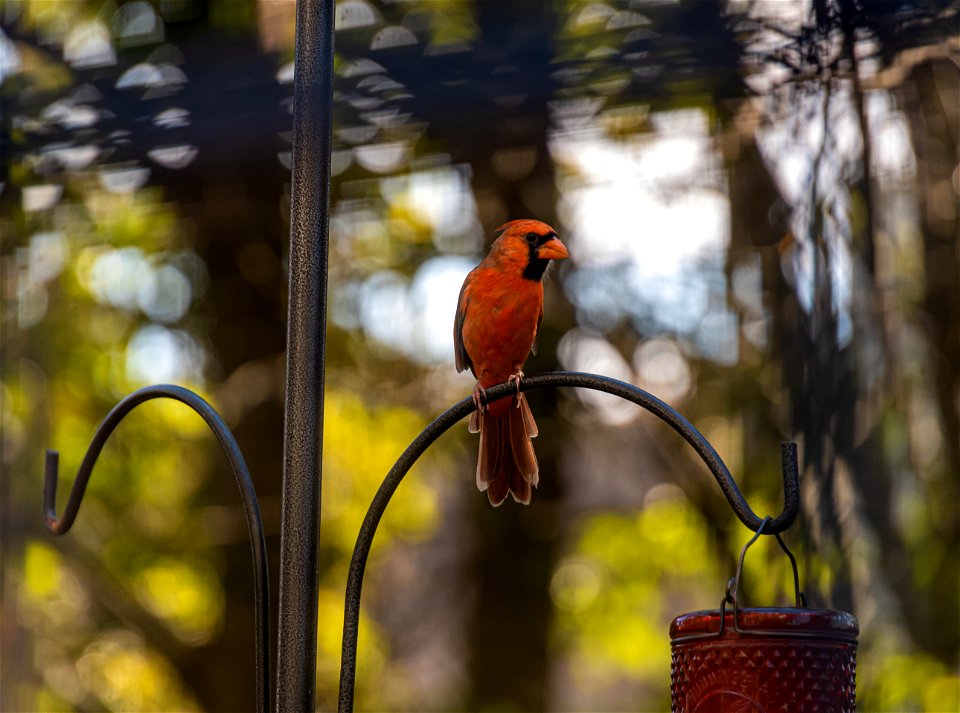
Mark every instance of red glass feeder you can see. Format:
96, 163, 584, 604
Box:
670, 520, 859, 713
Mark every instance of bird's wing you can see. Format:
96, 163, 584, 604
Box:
454, 273, 473, 374
531, 305, 543, 356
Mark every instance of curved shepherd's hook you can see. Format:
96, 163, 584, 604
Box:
338, 371, 800, 712
42, 384, 270, 713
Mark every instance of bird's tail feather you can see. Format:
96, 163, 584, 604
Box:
475, 393, 539, 506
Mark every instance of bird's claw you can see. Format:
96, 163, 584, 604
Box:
508, 371, 524, 407
472, 383, 487, 413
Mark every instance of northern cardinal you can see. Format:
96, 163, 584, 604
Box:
454, 219, 569, 506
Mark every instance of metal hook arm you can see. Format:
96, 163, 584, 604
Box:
515, 373, 800, 534
338, 371, 801, 712
42, 384, 270, 713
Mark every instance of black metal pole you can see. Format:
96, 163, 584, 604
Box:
276, 0, 334, 710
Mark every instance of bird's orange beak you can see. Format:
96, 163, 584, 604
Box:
538, 236, 569, 261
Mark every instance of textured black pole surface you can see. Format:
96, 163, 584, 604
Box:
276, 0, 335, 710
338, 371, 801, 711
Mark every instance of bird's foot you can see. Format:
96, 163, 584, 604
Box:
472, 383, 487, 413
508, 371, 524, 407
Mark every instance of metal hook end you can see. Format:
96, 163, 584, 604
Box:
43, 449, 64, 535
772, 441, 801, 533
781, 441, 799, 477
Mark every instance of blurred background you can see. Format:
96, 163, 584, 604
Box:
1, 0, 957, 710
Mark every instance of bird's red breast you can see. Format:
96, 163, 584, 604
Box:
453, 219, 568, 506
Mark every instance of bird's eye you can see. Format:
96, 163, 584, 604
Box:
525, 232, 539, 244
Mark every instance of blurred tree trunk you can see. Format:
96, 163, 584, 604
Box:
452, 3, 563, 708
338, 0, 568, 702
136, 23, 290, 712
721, 104, 849, 604
899, 56, 960, 662
902, 58, 960, 478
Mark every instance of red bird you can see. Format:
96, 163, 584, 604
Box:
454, 219, 569, 506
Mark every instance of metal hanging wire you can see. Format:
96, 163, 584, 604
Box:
727, 515, 807, 613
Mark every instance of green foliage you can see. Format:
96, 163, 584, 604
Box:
552, 493, 725, 705
207, 0, 258, 32
860, 649, 960, 712
316, 388, 442, 708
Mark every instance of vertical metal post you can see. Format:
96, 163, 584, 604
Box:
276, 0, 334, 710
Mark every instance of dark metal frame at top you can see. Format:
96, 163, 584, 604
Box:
39, 2, 802, 712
